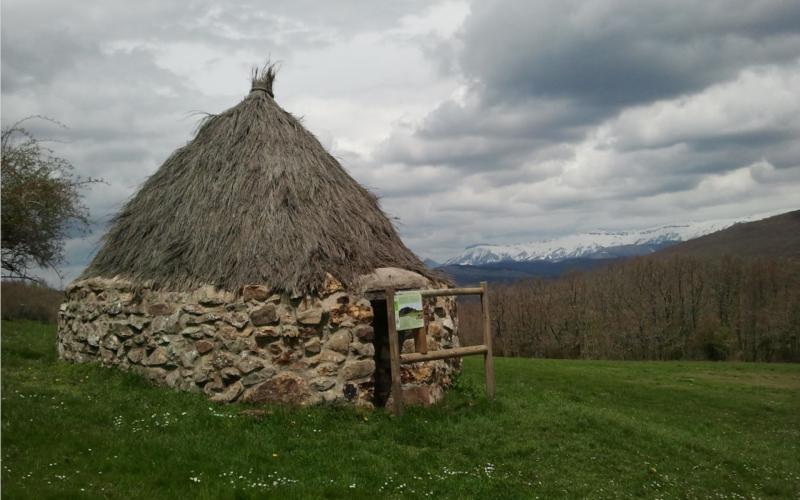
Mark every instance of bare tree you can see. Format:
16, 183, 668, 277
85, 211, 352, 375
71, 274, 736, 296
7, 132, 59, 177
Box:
461, 255, 800, 362
1, 117, 100, 282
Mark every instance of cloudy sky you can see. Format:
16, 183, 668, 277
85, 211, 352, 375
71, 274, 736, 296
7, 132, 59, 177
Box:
3, 0, 800, 285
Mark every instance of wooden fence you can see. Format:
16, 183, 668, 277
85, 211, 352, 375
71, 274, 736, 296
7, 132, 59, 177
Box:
384, 281, 495, 415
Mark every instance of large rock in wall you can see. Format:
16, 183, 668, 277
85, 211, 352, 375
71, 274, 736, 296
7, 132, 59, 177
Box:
57, 274, 460, 408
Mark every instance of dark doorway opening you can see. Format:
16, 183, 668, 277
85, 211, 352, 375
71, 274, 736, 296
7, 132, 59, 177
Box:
370, 299, 392, 407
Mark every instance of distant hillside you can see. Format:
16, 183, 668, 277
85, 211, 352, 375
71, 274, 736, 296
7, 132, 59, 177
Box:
1, 281, 63, 323
437, 209, 798, 285
445, 212, 780, 265
422, 258, 440, 269
660, 209, 800, 258
438, 258, 620, 286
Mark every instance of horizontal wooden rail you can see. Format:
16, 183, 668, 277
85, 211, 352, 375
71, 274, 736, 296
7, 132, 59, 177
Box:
386, 281, 495, 415
418, 286, 484, 297
400, 344, 488, 363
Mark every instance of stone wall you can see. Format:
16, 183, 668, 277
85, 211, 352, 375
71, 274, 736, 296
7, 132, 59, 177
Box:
57, 273, 460, 408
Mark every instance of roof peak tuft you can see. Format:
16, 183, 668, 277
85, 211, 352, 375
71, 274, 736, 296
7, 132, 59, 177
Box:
250, 62, 278, 97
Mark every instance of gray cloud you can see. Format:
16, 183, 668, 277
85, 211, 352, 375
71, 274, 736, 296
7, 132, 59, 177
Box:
2, 0, 463, 283
371, 1, 800, 261
3, 0, 799, 283
457, 0, 800, 105
380, 1, 800, 174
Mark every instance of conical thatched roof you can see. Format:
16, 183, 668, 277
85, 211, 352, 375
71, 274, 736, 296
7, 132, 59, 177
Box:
82, 66, 437, 294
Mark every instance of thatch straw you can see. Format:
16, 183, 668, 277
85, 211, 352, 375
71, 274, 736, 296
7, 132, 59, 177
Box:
82, 66, 440, 294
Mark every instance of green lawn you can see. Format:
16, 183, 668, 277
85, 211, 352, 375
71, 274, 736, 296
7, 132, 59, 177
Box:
2, 320, 799, 499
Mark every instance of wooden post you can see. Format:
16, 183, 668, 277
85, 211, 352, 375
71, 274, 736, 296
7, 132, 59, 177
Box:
414, 326, 428, 354
385, 288, 403, 415
480, 281, 496, 399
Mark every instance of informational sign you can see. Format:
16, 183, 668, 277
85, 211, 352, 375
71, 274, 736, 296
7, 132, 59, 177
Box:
394, 291, 424, 331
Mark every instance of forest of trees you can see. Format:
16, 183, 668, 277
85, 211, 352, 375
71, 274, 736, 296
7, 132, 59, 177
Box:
459, 256, 800, 362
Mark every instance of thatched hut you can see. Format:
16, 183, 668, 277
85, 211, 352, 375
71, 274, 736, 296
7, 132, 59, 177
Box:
57, 67, 460, 407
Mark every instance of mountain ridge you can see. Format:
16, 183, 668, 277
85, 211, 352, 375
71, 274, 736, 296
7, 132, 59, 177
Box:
436, 209, 799, 285
660, 209, 800, 259
445, 210, 787, 266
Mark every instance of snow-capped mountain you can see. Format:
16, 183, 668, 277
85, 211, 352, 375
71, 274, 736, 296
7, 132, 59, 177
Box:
445, 214, 773, 266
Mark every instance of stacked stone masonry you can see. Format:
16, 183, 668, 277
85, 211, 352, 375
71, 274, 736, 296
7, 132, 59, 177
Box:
57, 274, 460, 408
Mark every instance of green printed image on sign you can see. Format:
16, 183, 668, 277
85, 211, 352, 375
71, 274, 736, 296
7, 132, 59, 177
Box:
394, 291, 424, 331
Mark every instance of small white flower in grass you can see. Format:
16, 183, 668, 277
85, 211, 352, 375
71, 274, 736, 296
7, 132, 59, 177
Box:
349, 483, 356, 489
190, 476, 201, 483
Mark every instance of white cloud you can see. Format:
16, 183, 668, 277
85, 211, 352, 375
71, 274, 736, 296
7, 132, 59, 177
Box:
605, 63, 800, 151
2, 0, 799, 284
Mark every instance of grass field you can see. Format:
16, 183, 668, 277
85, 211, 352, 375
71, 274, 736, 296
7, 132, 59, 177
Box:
2, 320, 799, 499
